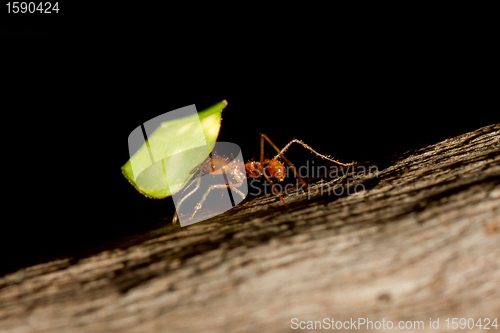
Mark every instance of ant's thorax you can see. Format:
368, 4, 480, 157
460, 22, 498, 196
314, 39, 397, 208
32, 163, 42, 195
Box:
245, 158, 286, 181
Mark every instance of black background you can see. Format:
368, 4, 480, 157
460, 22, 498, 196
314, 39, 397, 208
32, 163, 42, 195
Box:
1, 5, 497, 275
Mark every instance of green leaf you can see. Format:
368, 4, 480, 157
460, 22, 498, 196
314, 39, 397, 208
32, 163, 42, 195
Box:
122, 100, 227, 199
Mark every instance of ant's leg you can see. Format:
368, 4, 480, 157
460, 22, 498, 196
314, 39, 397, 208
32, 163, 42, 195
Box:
231, 187, 246, 200
260, 133, 309, 189
222, 175, 246, 200
172, 171, 202, 224
179, 169, 202, 197
261, 172, 290, 208
190, 179, 244, 220
272, 138, 355, 167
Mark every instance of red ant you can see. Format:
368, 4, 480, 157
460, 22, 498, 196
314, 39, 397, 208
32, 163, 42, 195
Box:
172, 133, 354, 224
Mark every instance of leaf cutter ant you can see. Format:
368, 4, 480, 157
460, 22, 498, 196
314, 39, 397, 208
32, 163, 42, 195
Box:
172, 134, 354, 224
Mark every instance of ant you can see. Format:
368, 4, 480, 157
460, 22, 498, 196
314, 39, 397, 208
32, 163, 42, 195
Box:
172, 133, 354, 224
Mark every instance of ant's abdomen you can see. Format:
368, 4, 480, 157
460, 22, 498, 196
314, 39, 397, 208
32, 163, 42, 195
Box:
267, 160, 286, 181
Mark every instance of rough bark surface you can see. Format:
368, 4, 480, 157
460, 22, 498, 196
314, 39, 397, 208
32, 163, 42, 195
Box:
1, 124, 499, 333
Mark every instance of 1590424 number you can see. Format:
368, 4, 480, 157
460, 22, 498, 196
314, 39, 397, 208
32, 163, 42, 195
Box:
6, 2, 59, 13
445, 318, 498, 330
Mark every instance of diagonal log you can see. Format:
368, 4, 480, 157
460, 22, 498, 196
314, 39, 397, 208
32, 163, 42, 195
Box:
1, 124, 499, 333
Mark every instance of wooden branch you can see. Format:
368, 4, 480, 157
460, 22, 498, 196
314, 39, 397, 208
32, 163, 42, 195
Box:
1, 124, 499, 333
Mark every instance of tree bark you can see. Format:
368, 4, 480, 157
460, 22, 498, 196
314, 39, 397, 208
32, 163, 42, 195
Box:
1, 124, 499, 333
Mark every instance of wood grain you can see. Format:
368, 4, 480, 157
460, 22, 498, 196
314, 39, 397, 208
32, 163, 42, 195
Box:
1, 124, 499, 332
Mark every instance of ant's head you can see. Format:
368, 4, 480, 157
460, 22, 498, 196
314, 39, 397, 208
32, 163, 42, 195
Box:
206, 155, 246, 182
267, 160, 286, 181
227, 160, 246, 183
